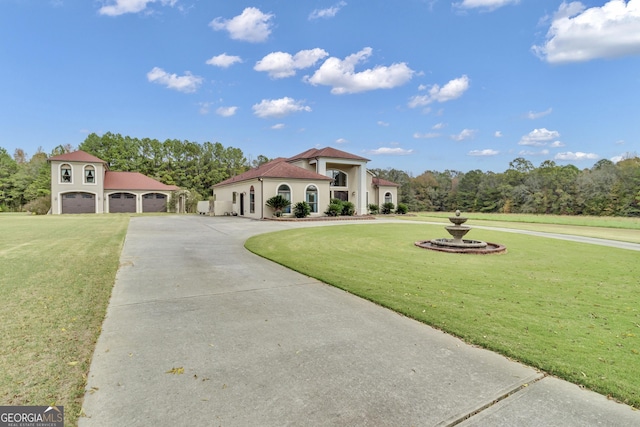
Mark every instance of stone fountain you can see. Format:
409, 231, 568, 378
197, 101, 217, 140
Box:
415, 211, 506, 254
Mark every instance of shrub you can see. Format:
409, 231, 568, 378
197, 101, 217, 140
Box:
396, 203, 408, 215
24, 196, 51, 215
325, 202, 342, 217
381, 202, 395, 214
368, 204, 379, 214
293, 201, 311, 218
341, 201, 355, 216
266, 195, 291, 217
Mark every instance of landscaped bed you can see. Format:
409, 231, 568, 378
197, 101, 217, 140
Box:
245, 222, 640, 408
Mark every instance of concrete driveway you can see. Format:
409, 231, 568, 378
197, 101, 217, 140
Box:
79, 216, 640, 426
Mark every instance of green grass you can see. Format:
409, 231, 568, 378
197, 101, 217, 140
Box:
399, 213, 640, 244
0, 215, 128, 426
246, 223, 640, 408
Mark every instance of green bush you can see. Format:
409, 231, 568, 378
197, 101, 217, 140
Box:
293, 201, 311, 218
23, 196, 51, 215
325, 202, 342, 217
341, 201, 355, 216
266, 195, 291, 217
381, 202, 395, 214
396, 203, 408, 214
368, 204, 379, 214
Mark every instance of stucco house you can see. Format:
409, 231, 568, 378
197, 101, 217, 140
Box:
49, 150, 180, 214
212, 147, 399, 219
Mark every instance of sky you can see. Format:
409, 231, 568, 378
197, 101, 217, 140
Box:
1, 0, 639, 175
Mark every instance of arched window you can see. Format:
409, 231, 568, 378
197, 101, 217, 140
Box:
385, 192, 392, 204
306, 185, 318, 213
61, 164, 72, 183
84, 165, 95, 184
249, 186, 255, 214
326, 169, 347, 187
277, 184, 291, 214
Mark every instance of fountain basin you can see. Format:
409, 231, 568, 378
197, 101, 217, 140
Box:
415, 240, 506, 254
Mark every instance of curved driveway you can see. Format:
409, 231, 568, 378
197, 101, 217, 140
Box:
79, 216, 639, 426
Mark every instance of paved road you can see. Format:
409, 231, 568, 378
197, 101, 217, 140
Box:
79, 216, 640, 426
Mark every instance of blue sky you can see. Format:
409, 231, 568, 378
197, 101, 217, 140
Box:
1, 0, 639, 174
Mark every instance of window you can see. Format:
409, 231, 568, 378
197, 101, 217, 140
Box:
385, 192, 392, 204
326, 169, 347, 187
277, 184, 291, 214
61, 164, 72, 183
249, 186, 255, 213
232, 192, 237, 203
84, 165, 95, 184
306, 185, 318, 213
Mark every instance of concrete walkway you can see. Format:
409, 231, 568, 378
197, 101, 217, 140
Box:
79, 216, 640, 426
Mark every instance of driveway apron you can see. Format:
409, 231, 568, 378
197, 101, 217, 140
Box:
79, 216, 640, 426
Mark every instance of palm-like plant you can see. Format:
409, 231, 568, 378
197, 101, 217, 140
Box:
266, 195, 291, 217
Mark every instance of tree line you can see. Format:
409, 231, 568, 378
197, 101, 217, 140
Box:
1, 132, 639, 216
371, 155, 640, 216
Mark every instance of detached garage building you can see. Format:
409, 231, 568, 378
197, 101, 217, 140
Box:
49, 150, 179, 214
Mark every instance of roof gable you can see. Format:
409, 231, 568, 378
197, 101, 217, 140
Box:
214, 157, 332, 187
104, 171, 179, 191
373, 177, 400, 187
48, 150, 106, 164
288, 147, 370, 162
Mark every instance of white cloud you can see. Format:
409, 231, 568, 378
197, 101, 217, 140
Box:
408, 75, 470, 108
304, 47, 414, 94
366, 147, 414, 155
99, 0, 177, 16
255, 49, 329, 78
468, 149, 499, 156
519, 149, 550, 156
271, 123, 285, 130
309, 1, 346, 20
413, 132, 441, 139
455, 0, 519, 11
494, 131, 503, 137
533, 0, 640, 63
216, 106, 237, 117
252, 97, 311, 118
433, 122, 446, 130
555, 151, 599, 161
451, 129, 477, 141
611, 154, 625, 163
206, 53, 242, 68
526, 107, 553, 119
146, 67, 203, 93
335, 138, 348, 144
198, 102, 212, 114
518, 128, 560, 146
549, 140, 565, 148
210, 7, 274, 43
377, 121, 389, 127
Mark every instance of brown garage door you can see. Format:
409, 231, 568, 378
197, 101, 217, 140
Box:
109, 193, 137, 213
142, 193, 167, 212
62, 192, 95, 214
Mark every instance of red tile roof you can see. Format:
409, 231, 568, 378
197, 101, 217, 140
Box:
104, 171, 179, 191
48, 150, 106, 164
214, 157, 333, 187
373, 177, 400, 187
288, 147, 370, 162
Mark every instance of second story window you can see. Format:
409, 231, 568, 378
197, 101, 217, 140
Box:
84, 165, 95, 184
61, 164, 72, 183
327, 169, 347, 187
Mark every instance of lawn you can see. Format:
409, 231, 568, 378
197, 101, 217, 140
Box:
245, 222, 640, 408
0, 214, 128, 426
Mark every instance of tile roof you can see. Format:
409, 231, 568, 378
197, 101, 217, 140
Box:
288, 147, 370, 162
48, 150, 106, 164
214, 157, 333, 187
373, 177, 400, 187
104, 171, 179, 191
